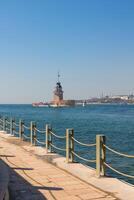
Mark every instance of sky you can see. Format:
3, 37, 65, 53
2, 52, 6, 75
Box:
0, 0, 134, 103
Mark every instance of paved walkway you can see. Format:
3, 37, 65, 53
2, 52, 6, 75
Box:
0, 132, 117, 200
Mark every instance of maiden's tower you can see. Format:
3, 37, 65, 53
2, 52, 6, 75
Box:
51, 73, 75, 107
53, 73, 64, 106
52, 73, 64, 107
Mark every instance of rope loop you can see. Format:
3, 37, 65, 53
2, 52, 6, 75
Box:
6, 120, 10, 124
49, 130, 66, 139
34, 127, 46, 134
50, 143, 66, 151
71, 136, 96, 147
13, 130, 19, 135
34, 138, 45, 145
13, 122, 19, 127
104, 144, 134, 158
104, 162, 134, 179
23, 134, 30, 140
71, 151, 96, 163
23, 125, 31, 130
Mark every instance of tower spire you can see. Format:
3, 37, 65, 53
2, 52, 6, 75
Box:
58, 71, 60, 82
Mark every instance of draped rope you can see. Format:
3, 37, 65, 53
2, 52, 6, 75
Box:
104, 162, 134, 179
71, 151, 96, 163
49, 130, 66, 139
104, 144, 134, 158
50, 143, 66, 151
34, 138, 45, 145
34, 127, 46, 134
71, 137, 96, 147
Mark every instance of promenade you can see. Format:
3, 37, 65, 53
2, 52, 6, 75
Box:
0, 131, 117, 200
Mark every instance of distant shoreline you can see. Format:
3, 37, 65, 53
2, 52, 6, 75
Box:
0, 103, 134, 106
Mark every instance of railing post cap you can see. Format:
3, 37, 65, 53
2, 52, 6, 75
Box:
96, 134, 105, 137
46, 124, 52, 130
31, 121, 36, 124
46, 124, 51, 126
66, 128, 74, 131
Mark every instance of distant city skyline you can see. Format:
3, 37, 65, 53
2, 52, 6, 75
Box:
1, 0, 134, 103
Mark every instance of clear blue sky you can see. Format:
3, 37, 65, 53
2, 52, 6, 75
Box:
0, 0, 134, 103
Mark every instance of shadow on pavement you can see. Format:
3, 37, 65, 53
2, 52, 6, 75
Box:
0, 156, 63, 200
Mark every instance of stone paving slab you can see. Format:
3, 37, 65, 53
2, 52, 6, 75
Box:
0, 132, 117, 200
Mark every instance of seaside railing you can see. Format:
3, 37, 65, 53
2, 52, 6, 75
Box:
0, 116, 134, 180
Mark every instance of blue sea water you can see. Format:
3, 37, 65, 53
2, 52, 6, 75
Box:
0, 104, 134, 185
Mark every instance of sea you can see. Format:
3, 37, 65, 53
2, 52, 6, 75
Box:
0, 104, 133, 185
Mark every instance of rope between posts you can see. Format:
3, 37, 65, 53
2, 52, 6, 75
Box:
23, 134, 30, 140
104, 162, 134, 179
13, 130, 19, 135
71, 137, 96, 147
50, 143, 66, 151
6, 120, 10, 124
71, 151, 96, 163
34, 138, 45, 145
103, 144, 134, 158
23, 125, 31, 130
49, 130, 66, 139
13, 122, 19, 127
34, 127, 46, 134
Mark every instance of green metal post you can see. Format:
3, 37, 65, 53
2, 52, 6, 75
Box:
3, 117, 6, 131
19, 119, 24, 140
0, 116, 1, 130
96, 135, 101, 177
101, 135, 106, 176
66, 129, 74, 163
49, 125, 52, 153
5, 118, 7, 132
33, 122, 36, 145
46, 124, 49, 153
46, 124, 52, 153
96, 135, 106, 177
70, 129, 74, 162
6, 118, 9, 133
0, 117, 2, 130
10, 118, 14, 135
12, 119, 15, 136
30, 121, 34, 145
66, 129, 70, 163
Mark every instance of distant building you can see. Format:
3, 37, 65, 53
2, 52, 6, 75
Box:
120, 96, 129, 100
111, 95, 129, 100
128, 94, 134, 100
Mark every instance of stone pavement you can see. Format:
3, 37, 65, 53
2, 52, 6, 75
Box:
0, 133, 117, 200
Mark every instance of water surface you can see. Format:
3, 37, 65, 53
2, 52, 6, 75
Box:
0, 104, 133, 184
